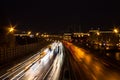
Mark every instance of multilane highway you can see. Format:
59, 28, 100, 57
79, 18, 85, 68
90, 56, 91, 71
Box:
0, 41, 64, 80
1, 41, 120, 80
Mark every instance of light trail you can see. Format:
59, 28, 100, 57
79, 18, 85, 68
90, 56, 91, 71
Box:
0, 42, 60, 80
63, 41, 120, 80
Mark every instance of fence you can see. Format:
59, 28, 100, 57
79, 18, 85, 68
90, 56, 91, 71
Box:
0, 42, 44, 64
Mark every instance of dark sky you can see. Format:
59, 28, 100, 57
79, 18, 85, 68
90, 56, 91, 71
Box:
1, 0, 120, 33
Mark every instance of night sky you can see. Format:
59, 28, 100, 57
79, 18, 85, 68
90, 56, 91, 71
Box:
1, 0, 120, 33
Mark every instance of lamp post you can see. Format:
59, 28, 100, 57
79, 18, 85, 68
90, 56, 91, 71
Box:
96, 32, 100, 47
97, 32, 100, 36
8, 25, 15, 33
113, 28, 119, 47
9, 27, 14, 32
27, 31, 31, 35
8, 24, 16, 47
36, 33, 39, 36
8, 23, 16, 33
113, 28, 119, 33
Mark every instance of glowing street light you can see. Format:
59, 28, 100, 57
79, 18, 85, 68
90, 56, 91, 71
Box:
36, 33, 39, 36
9, 27, 14, 32
27, 31, 31, 35
8, 23, 16, 33
113, 28, 119, 33
97, 32, 100, 36
8, 25, 16, 33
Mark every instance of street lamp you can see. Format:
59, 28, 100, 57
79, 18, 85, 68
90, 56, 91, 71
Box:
36, 33, 39, 36
113, 28, 119, 33
97, 32, 100, 36
27, 31, 31, 35
8, 24, 16, 33
9, 27, 14, 33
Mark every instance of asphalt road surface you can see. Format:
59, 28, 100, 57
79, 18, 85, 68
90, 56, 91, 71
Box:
63, 41, 120, 80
